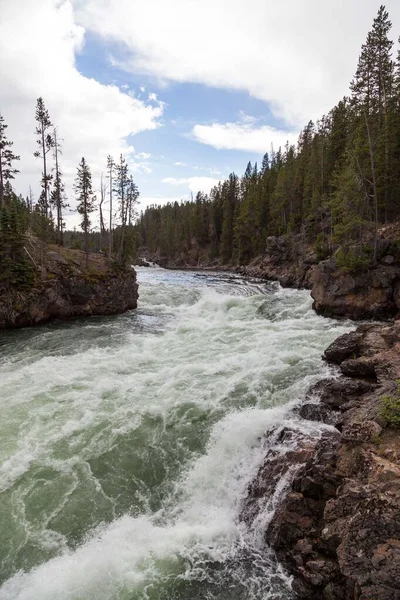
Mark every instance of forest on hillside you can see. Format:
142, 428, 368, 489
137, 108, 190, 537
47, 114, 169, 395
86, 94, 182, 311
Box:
0, 98, 140, 289
137, 6, 400, 270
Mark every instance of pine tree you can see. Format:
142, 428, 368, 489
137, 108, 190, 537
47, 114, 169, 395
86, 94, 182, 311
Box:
51, 128, 68, 246
107, 155, 114, 258
0, 197, 34, 290
349, 6, 395, 258
114, 154, 130, 260
34, 98, 53, 219
99, 173, 107, 252
220, 174, 239, 262
0, 113, 20, 209
74, 158, 96, 267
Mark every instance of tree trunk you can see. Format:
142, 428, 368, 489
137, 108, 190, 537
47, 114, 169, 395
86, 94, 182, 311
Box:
364, 110, 378, 262
54, 131, 62, 246
109, 165, 113, 259
99, 175, 106, 252
42, 126, 48, 218
84, 180, 89, 268
0, 151, 4, 209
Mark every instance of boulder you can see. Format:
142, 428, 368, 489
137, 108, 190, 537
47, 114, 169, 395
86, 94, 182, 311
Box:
311, 259, 399, 320
324, 331, 361, 364
340, 357, 377, 379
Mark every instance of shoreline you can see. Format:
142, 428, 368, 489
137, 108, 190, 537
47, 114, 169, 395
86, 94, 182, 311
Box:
242, 322, 400, 599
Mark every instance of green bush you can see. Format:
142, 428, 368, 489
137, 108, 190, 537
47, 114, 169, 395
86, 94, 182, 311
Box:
380, 381, 400, 427
335, 246, 372, 274
314, 233, 331, 261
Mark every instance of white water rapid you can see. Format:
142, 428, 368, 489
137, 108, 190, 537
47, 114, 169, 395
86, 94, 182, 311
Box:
0, 269, 352, 600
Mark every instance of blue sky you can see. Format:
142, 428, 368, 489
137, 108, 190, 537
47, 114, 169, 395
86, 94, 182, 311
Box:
1, 0, 400, 228
74, 31, 287, 210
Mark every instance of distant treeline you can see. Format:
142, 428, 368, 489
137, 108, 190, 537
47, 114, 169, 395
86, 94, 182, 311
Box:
137, 6, 400, 269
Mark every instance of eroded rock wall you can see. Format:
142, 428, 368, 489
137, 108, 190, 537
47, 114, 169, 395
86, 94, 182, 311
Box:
242, 323, 400, 599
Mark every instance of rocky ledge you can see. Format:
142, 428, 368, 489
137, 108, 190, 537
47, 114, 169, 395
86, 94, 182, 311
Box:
242, 322, 400, 599
0, 243, 138, 329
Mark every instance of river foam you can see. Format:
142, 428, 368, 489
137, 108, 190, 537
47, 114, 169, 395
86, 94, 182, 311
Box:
0, 269, 352, 599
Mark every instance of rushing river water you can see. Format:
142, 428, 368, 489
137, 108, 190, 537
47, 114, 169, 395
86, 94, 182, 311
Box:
0, 269, 352, 600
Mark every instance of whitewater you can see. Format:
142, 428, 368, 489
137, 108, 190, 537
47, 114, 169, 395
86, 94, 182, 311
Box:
0, 268, 351, 600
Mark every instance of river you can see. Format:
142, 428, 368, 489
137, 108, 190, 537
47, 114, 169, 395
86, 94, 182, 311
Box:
0, 268, 351, 600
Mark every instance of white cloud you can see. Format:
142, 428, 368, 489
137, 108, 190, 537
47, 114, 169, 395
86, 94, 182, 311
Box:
132, 163, 152, 174
0, 0, 164, 213
192, 117, 298, 153
173, 161, 186, 167
75, 0, 400, 127
163, 176, 221, 194
162, 177, 187, 185
136, 152, 151, 159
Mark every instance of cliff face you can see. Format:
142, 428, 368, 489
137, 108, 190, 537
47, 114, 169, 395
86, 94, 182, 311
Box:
242, 323, 400, 599
0, 243, 138, 329
311, 257, 400, 321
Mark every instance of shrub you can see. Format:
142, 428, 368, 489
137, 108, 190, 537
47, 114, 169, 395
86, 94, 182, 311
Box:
380, 381, 400, 427
314, 233, 331, 262
335, 246, 372, 274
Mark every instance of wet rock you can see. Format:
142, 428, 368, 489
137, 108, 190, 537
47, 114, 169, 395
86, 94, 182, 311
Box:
298, 400, 338, 424
324, 331, 361, 364
340, 357, 377, 379
308, 378, 374, 409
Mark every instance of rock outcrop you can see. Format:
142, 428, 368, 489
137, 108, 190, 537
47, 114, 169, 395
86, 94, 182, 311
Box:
0, 242, 138, 329
311, 258, 400, 321
242, 323, 400, 599
233, 235, 317, 288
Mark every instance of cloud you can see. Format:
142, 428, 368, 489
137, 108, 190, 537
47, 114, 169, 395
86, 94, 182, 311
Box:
173, 161, 186, 167
192, 117, 298, 153
132, 163, 152, 174
0, 0, 164, 212
75, 0, 400, 127
162, 177, 187, 185
136, 152, 151, 159
163, 176, 221, 194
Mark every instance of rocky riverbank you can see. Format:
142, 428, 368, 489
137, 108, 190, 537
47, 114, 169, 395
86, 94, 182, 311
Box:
242, 322, 400, 599
0, 240, 138, 329
143, 225, 400, 321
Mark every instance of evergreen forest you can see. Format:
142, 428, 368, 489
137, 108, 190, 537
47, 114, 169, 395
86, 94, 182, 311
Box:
137, 6, 400, 269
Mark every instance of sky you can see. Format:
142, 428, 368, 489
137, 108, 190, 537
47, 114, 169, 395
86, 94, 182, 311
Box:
1, 0, 400, 229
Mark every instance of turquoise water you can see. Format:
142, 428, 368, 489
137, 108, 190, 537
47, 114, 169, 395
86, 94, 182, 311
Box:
0, 269, 350, 599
